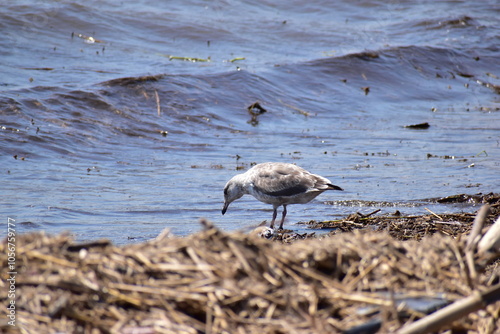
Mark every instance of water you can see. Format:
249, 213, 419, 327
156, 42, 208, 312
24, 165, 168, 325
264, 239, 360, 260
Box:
2, 0, 499, 244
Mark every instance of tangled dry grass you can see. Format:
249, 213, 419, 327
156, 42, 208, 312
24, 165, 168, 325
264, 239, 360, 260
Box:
2, 194, 500, 334
1, 205, 500, 334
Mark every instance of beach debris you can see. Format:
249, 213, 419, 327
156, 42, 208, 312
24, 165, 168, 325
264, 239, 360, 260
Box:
251, 226, 275, 239
397, 207, 500, 334
1, 205, 499, 333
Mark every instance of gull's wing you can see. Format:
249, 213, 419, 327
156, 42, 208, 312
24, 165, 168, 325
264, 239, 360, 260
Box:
251, 163, 320, 197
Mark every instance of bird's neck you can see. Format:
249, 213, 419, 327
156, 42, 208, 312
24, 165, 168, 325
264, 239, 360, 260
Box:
233, 174, 252, 194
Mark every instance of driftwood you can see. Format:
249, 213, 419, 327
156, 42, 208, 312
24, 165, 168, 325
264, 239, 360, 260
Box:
479, 216, 500, 255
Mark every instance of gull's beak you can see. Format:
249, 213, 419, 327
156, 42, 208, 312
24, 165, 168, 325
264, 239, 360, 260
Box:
222, 202, 229, 215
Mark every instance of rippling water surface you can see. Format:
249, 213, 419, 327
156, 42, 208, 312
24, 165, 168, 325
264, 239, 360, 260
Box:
2, 1, 499, 244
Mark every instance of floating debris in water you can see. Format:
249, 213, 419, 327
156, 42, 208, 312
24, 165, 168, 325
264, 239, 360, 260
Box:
71, 32, 103, 44
168, 55, 211, 62
229, 57, 246, 63
247, 101, 267, 126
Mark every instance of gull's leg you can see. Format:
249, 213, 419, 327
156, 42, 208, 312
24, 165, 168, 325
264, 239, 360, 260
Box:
278, 205, 287, 230
270, 205, 278, 228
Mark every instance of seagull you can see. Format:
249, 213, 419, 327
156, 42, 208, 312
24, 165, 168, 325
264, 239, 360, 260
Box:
222, 162, 343, 229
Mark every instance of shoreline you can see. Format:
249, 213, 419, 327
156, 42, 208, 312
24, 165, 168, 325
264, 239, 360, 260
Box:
1, 194, 499, 333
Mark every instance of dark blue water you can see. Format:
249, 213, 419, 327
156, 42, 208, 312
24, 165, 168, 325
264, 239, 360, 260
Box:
2, 1, 499, 244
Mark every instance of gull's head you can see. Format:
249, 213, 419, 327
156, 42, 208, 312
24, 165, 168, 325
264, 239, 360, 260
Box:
222, 176, 245, 215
